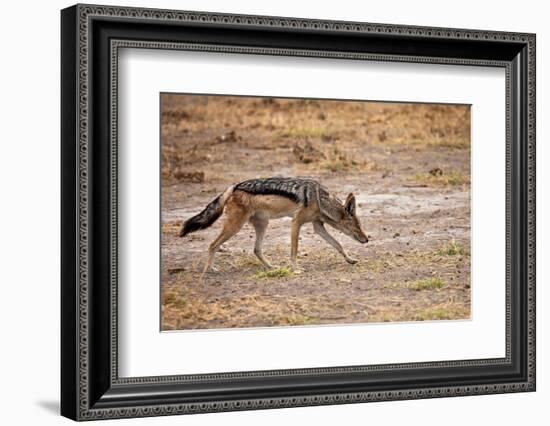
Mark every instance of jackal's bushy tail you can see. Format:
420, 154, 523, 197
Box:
179, 185, 235, 237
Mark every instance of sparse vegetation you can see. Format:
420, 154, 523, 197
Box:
162, 291, 187, 310
160, 245, 470, 330
320, 150, 359, 172
253, 267, 295, 279
414, 307, 452, 321
232, 256, 263, 269
437, 240, 469, 256
160, 95, 471, 330
284, 314, 318, 326
275, 127, 336, 141
408, 278, 445, 291
410, 170, 470, 187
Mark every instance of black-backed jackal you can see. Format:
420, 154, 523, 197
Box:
179, 177, 368, 272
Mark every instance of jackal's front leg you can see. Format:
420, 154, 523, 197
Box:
313, 220, 358, 264
290, 217, 304, 271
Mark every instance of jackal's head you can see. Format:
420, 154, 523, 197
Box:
320, 193, 368, 244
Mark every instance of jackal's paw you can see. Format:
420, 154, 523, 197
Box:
345, 257, 358, 265
290, 265, 304, 274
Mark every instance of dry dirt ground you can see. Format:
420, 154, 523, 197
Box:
160, 95, 471, 331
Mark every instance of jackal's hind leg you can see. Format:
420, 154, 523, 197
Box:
313, 220, 358, 264
250, 215, 273, 268
203, 206, 248, 273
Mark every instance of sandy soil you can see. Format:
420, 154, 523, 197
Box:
160, 95, 471, 330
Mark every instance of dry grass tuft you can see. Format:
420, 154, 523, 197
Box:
414, 307, 452, 321
319, 147, 379, 173
410, 170, 470, 187
437, 240, 469, 256
163, 292, 187, 309
284, 314, 318, 326
275, 127, 337, 141
408, 278, 445, 291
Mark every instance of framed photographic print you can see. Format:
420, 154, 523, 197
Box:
61, 4, 536, 421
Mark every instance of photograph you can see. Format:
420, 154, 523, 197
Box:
58, 3, 536, 420
160, 94, 472, 331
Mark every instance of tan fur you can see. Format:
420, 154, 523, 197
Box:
201, 189, 368, 273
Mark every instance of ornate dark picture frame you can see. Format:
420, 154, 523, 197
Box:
61, 4, 536, 421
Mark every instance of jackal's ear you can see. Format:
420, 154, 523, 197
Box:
317, 187, 342, 222
344, 193, 356, 216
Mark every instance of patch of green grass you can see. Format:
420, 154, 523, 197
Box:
437, 241, 469, 256
408, 278, 445, 291
254, 267, 295, 279
285, 314, 318, 326
414, 307, 452, 321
